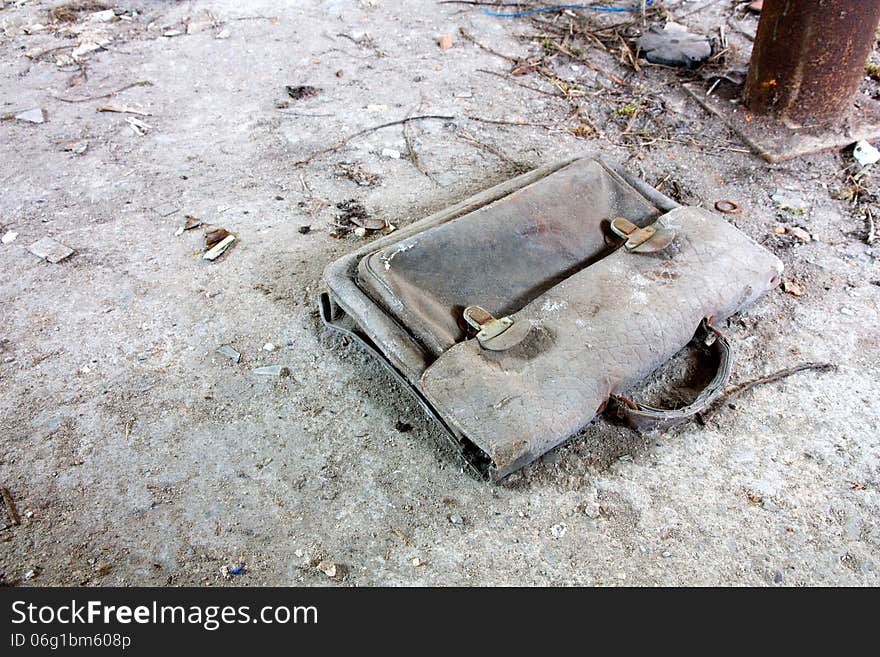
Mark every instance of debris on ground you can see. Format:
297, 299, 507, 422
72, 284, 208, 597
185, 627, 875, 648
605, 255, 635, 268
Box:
263, 343, 275, 352
771, 189, 808, 214
97, 104, 151, 116
174, 214, 203, 235
48, 1, 109, 23
94, 562, 111, 576
635, 23, 711, 69
253, 365, 290, 377
1, 486, 21, 526
330, 199, 394, 238
315, 559, 346, 579
853, 140, 880, 167
205, 228, 231, 249
298, 225, 311, 234
72, 41, 108, 61
448, 514, 464, 525
550, 523, 567, 539
216, 345, 241, 363
63, 141, 88, 155
203, 233, 235, 261
89, 9, 117, 23
438, 33, 453, 50
381, 148, 401, 159
24, 568, 40, 580
714, 199, 740, 214
747, 0, 763, 12
331, 199, 367, 237
225, 562, 246, 577
788, 226, 811, 243
28, 237, 74, 263
126, 116, 152, 135
337, 162, 381, 187
286, 85, 320, 100
13, 108, 47, 124
782, 278, 804, 296
1, 231, 18, 244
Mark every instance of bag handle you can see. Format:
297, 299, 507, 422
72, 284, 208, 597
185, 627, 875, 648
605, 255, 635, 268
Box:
607, 322, 732, 432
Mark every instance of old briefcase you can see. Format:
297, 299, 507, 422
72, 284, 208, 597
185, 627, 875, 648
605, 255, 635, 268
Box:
321, 156, 783, 479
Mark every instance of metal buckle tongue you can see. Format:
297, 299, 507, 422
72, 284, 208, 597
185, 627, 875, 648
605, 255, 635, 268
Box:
610, 217, 675, 253
463, 306, 531, 351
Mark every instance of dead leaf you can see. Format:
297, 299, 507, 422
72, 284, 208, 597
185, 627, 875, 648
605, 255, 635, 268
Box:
205, 228, 231, 249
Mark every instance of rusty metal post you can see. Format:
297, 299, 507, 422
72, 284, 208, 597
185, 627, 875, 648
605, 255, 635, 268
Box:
744, 0, 880, 126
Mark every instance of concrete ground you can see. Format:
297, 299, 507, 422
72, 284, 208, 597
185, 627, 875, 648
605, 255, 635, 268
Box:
1, 0, 878, 586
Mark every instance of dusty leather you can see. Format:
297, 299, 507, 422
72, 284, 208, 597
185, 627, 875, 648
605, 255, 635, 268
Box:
357, 158, 662, 356
418, 207, 783, 478
322, 156, 782, 479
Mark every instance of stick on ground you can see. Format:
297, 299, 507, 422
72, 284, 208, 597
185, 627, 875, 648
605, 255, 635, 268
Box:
294, 115, 453, 167
56, 80, 153, 104
1, 486, 21, 526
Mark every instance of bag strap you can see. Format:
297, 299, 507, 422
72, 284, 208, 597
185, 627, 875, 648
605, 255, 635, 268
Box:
607, 322, 732, 432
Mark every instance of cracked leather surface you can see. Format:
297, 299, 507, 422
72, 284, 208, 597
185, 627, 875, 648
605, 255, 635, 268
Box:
418, 207, 783, 478
357, 158, 661, 356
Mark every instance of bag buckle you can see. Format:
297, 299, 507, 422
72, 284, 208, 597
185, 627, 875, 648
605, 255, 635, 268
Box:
463, 306, 530, 351
610, 217, 675, 253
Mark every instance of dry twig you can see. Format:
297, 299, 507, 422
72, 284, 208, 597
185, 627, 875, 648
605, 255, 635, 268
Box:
293, 115, 453, 167
1, 486, 20, 526
56, 80, 153, 103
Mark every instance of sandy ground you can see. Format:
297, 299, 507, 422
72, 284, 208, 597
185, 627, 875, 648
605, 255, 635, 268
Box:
0, 0, 878, 586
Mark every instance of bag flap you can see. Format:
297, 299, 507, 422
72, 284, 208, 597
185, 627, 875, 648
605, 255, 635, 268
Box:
357, 158, 662, 356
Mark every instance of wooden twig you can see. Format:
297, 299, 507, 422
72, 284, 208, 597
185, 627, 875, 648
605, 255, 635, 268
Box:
459, 28, 518, 63
866, 207, 876, 244
477, 69, 563, 98
456, 128, 525, 170
1, 486, 20, 526
24, 44, 75, 61
56, 80, 153, 103
465, 114, 556, 128
549, 39, 630, 87
293, 115, 453, 167
403, 118, 433, 181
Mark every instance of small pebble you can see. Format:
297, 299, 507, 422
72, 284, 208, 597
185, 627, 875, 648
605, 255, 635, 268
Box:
317, 560, 337, 578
